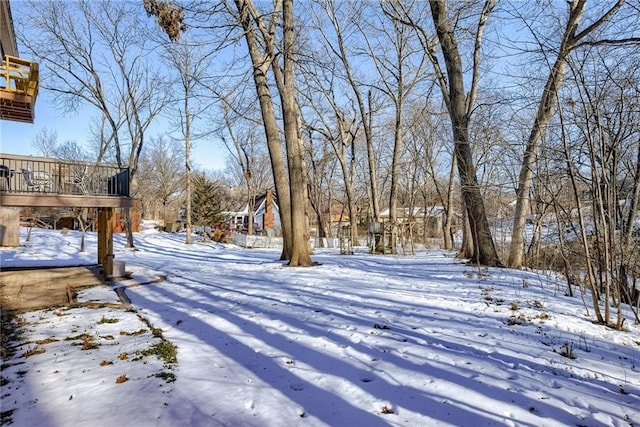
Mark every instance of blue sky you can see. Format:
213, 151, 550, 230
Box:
1, 101, 89, 158
0, 93, 229, 172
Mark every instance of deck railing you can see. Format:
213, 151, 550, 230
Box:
1, 55, 39, 99
0, 154, 130, 197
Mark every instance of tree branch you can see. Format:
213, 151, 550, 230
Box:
575, 37, 640, 49
467, 0, 495, 118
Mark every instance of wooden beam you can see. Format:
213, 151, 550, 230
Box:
0, 193, 136, 208
0, 91, 34, 123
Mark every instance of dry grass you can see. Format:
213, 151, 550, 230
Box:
21, 346, 46, 358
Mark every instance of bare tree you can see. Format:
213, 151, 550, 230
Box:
208, 0, 315, 265
19, 0, 170, 248
564, 48, 639, 327
138, 135, 185, 226
222, 0, 296, 261
404, 103, 458, 249
161, 38, 214, 245
303, 128, 338, 247
307, 0, 382, 223
299, 60, 361, 244
31, 128, 58, 158
354, 7, 429, 253
507, 0, 627, 268
384, 0, 502, 266
222, 105, 261, 236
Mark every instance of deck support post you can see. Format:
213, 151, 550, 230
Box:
98, 207, 114, 276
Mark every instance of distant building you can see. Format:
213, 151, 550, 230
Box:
253, 191, 280, 235
225, 191, 280, 236
379, 206, 458, 238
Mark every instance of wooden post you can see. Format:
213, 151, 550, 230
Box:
0, 207, 20, 247
98, 208, 106, 266
97, 207, 114, 276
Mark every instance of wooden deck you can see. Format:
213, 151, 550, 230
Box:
1, 154, 135, 276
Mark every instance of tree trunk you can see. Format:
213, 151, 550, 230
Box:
443, 154, 457, 250
282, 0, 312, 266
316, 209, 327, 248
246, 178, 255, 236
78, 208, 88, 253
235, 0, 293, 260
348, 126, 359, 244
457, 202, 474, 259
323, 115, 359, 251
430, 0, 501, 267
365, 91, 381, 223
331, 145, 358, 250
388, 107, 403, 254
508, 53, 572, 267
185, 82, 193, 245
124, 212, 134, 248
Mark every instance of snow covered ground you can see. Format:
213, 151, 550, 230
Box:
1, 227, 639, 426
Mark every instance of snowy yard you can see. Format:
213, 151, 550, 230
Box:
1, 228, 639, 426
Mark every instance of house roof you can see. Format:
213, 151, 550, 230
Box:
227, 192, 279, 218
0, 0, 18, 58
253, 192, 278, 215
